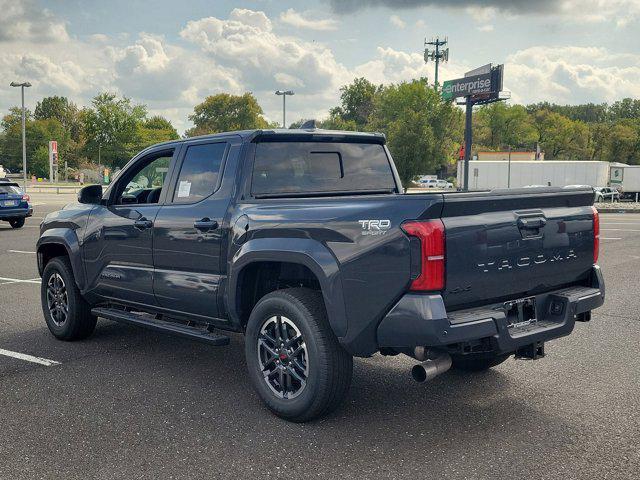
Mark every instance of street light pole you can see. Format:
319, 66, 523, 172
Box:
507, 145, 512, 188
275, 90, 294, 128
10, 81, 32, 191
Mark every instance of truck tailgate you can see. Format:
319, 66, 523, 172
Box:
441, 188, 596, 310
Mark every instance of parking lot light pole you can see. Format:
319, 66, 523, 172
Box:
10, 81, 32, 191
275, 90, 294, 128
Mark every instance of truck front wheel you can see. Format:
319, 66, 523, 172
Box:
41, 256, 97, 341
245, 288, 353, 422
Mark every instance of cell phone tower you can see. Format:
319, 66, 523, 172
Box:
424, 37, 449, 91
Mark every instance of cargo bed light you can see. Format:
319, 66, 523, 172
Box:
401, 220, 446, 291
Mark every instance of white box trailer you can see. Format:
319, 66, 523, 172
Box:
457, 160, 612, 191
610, 164, 640, 201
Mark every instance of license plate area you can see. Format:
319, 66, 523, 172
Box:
504, 296, 537, 329
2, 200, 18, 207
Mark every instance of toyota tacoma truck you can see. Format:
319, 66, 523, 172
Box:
37, 129, 604, 422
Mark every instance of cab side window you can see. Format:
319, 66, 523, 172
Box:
172, 142, 227, 204
115, 150, 174, 205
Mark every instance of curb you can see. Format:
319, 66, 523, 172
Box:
596, 208, 640, 214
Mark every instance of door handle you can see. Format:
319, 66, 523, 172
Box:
134, 218, 153, 230
194, 218, 219, 232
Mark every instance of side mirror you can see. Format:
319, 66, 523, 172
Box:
78, 184, 103, 204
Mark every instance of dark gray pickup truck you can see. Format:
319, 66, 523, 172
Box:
37, 129, 604, 421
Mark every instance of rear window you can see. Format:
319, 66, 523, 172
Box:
0, 185, 20, 194
251, 142, 396, 196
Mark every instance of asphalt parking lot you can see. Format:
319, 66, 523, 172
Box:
1, 194, 639, 479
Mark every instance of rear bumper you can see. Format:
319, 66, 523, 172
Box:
377, 265, 605, 354
0, 206, 32, 219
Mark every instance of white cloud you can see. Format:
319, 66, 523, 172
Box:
180, 8, 350, 96
0, 0, 69, 42
1, 4, 639, 136
505, 46, 640, 104
478, 24, 494, 32
279, 8, 339, 31
389, 15, 406, 29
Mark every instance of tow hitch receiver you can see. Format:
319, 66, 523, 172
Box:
515, 341, 545, 360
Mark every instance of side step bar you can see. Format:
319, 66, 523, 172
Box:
92, 307, 230, 346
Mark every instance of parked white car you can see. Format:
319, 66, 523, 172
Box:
418, 178, 453, 189
593, 187, 620, 202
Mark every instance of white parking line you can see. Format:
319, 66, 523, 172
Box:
7, 250, 36, 254
601, 237, 622, 240
0, 276, 41, 284
601, 228, 640, 232
601, 223, 640, 226
0, 348, 60, 366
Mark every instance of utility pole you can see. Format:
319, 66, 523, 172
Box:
10, 81, 31, 191
275, 90, 294, 128
424, 37, 449, 91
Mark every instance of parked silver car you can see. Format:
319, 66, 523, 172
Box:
594, 186, 620, 202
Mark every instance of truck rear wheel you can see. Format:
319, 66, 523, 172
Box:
41, 256, 97, 341
451, 353, 511, 372
245, 288, 353, 422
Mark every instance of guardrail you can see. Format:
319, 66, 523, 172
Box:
26, 185, 83, 194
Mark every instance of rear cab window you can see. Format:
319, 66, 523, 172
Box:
251, 142, 397, 197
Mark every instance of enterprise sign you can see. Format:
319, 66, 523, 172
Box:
441, 73, 492, 101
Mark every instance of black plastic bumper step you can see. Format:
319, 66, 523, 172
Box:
92, 307, 230, 346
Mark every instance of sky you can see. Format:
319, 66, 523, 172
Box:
1, 0, 639, 134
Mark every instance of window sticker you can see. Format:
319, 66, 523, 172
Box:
177, 180, 191, 198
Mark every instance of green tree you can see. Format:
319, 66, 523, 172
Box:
83, 93, 148, 168
475, 103, 538, 150
0, 116, 67, 174
34, 96, 86, 169
608, 98, 640, 122
607, 120, 640, 164
186, 93, 269, 136
31, 145, 50, 178
533, 109, 590, 159
138, 115, 180, 147
369, 79, 463, 185
329, 77, 381, 129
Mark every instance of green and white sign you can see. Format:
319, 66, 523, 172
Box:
441, 72, 492, 101
610, 166, 624, 184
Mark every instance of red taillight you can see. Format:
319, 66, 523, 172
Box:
401, 220, 445, 291
22, 194, 30, 202
591, 206, 599, 264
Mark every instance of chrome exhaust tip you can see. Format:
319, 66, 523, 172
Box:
411, 351, 452, 383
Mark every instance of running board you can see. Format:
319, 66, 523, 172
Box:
91, 307, 230, 346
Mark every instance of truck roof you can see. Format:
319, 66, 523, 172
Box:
147, 129, 386, 152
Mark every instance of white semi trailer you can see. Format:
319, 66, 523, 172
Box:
610, 164, 640, 201
457, 160, 612, 191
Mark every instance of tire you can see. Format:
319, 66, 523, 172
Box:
41, 256, 97, 341
245, 288, 353, 422
9, 217, 25, 228
451, 353, 511, 372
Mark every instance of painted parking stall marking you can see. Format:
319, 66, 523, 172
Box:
0, 348, 60, 367
0, 276, 41, 285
